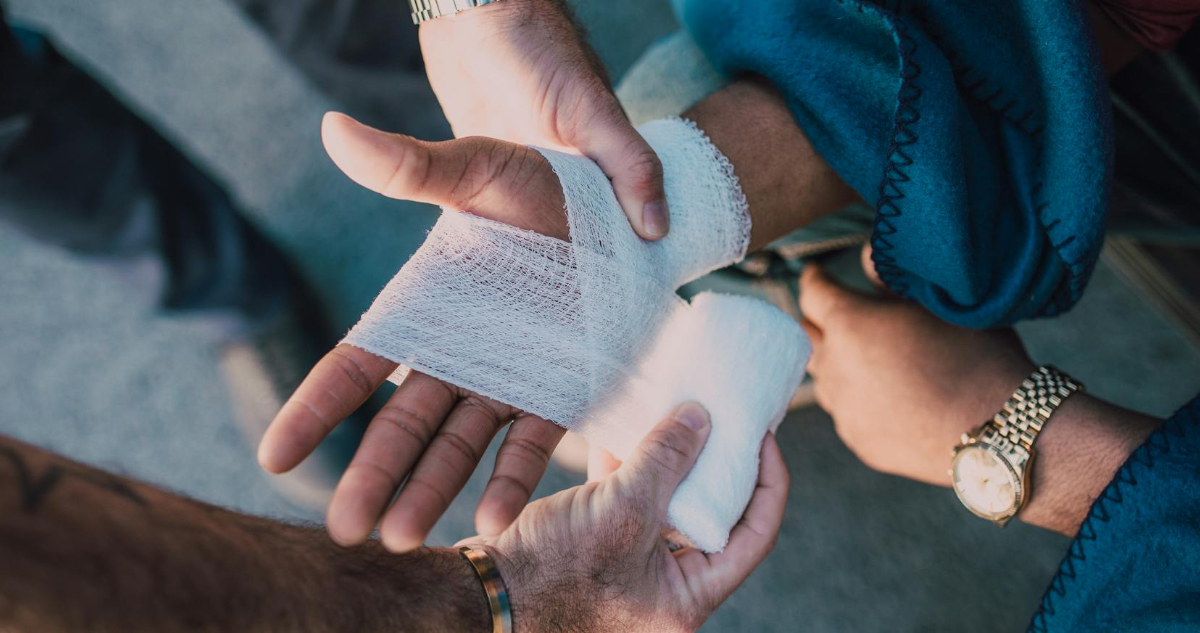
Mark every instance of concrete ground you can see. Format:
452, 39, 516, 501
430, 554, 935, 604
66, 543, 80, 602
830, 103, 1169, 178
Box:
2, 1, 1198, 631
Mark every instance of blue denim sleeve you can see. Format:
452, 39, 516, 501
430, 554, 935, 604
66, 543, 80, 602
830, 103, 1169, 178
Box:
673, 0, 1113, 327
1028, 395, 1200, 632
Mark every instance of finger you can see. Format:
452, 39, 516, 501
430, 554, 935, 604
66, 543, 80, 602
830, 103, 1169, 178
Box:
615, 402, 711, 512
324, 372, 457, 546
706, 433, 790, 580
565, 96, 669, 240
797, 264, 867, 329
860, 243, 892, 294
379, 397, 506, 552
475, 414, 566, 536
321, 111, 568, 240
587, 443, 622, 482
258, 344, 396, 474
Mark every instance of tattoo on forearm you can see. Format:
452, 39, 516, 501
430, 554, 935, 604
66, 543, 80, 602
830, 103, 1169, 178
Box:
0, 445, 146, 512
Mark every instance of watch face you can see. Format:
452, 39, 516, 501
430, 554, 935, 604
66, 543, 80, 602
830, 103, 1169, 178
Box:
952, 445, 1020, 520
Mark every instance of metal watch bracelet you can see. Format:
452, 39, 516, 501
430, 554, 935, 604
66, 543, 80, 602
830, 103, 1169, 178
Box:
985, 365, 1084, 456
409, 0, 507, 24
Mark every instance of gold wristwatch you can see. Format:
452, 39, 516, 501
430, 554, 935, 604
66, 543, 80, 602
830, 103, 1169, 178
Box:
950, 365, 1083, 526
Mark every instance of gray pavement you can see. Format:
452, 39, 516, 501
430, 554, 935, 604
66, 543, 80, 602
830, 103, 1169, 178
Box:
2, 1, 1199, 631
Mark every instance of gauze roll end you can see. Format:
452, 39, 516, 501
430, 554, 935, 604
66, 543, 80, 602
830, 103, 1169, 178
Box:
588, 292, 808, 552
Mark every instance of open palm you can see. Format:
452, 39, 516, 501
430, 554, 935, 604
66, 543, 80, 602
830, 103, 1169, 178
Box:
258, 113, 572, 551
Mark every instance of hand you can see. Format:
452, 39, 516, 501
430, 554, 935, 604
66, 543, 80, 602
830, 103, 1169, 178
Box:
797, 261, 1036, 486
419, 0, 670, 239
464, 403, 789, 632
258, 113, 573, 551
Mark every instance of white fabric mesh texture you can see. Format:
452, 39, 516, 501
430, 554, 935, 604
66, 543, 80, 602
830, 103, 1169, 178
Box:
343, 119, 808, 551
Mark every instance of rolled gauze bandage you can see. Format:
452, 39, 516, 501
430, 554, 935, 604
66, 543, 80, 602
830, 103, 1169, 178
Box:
344, 118, 810, 552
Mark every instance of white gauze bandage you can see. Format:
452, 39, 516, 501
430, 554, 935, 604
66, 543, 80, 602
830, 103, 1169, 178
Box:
344, 118, 809, 552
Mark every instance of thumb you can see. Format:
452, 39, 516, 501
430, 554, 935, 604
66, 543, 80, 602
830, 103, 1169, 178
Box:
860, 243, 891, 293
564, 97, 669, 241
616, 402, 711, 512
321, 111, 569, 240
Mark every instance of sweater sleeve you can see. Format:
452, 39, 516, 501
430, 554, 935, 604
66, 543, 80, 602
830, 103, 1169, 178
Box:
1027, 395, 1200, 632
673, 0, 1113, 327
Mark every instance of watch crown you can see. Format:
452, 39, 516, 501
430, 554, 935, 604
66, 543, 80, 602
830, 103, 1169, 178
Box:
960, 432, 970, 444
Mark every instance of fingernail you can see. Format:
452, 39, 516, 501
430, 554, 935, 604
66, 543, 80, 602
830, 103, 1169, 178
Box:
674, 402, 710, 432
642, 200, 669, 238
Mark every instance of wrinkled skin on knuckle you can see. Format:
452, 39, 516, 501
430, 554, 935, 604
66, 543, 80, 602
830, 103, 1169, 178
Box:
374, 403, 437, 446
621, 146, 665, 198
498, 434, 555, 471
555, 69, 629, 142
382, 140, 434, 200
442, 138, 506, 210
639, 432, 694, 483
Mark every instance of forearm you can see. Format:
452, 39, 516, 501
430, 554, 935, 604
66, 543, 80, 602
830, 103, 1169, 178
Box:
683, 78, 859, 251
0, 436, 489, 633
1019, 394, 1161, 536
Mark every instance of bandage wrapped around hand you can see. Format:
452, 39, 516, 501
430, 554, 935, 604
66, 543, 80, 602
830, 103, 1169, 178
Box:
344, 119, 809, 552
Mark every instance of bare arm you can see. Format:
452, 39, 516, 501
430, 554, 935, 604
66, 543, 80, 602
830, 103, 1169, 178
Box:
1, 401, 789, 633
0, 435, 490, 633
685, 78, 860, 251
1019, 393, 1160, 535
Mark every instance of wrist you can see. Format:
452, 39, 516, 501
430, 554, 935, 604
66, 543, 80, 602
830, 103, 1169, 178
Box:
487, 542, 604, 633
682, 79, 858, 251
450, 548, 501, 633
459, 545, 515, 633
484, 544, 545, 633
331, 546, 493, 633
931, 357, 1036, 485
1017, 394, 1161, 535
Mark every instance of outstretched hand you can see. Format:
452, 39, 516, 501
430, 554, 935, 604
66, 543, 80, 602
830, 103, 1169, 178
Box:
258, 113, 573, 551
